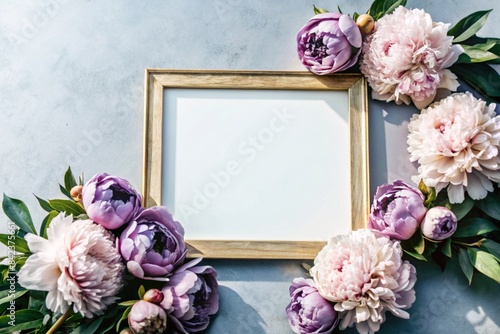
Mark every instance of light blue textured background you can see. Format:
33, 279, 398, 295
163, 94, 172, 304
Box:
0, 0, 499, 333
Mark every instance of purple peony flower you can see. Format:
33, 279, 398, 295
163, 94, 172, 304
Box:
118, 206, 187, 280
82, 173, 142, 230
129, 300, 167, 334
160, 258, 219, 333
286, 277, 338, 334
297, 12, 362, 75
369, 180, 427, 240
420, 206, 457, 241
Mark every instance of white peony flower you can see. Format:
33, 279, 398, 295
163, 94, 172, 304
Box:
310, 229, 417, 334
408, 92, 500, 203
17, 213, 125, 318
360, 6, 462, 109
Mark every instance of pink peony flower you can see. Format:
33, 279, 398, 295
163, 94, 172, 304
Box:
17, 213, 124, 318
310, 229, 417, 334
360, 6, 462, 109
129, 300, 167, 334
407, 92, 500, 203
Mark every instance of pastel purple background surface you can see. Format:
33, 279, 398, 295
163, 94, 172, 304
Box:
0, 1, 498, 332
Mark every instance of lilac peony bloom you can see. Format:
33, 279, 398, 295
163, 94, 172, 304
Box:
129, 300, 167, 334
160, 258, 219, 333
286, 277, 338, 334
82, 173, 142, 230
297, 12, 362, 75
118, 206, 187, 280
420, 206, 457, 241
369, 180, 427, 240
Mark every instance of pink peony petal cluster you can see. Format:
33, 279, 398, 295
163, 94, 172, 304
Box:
360, 6, 462, 109
407, 92, 500, 203
17, 213, 125, 318
310, 229, 416, 334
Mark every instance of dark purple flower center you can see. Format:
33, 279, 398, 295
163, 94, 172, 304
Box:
192, 285, 211, 321
110, 185, 132, 202
152, 232, 167, 253
306, 33, 328, 58
438, 218, 453, 233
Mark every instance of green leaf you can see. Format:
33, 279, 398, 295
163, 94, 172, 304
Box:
118, 300, 137, 307
59, 184, 73, 200
116, 306, 131, 333
451, 63, 500, 101
0, 289, 27, 304
313, 5, 328, 15
456, 44, 500, 63
0, 309, 44, 332
40, 210, 59, 239
448, 10, 492, 43
48, 199, 86, 216
468, 248, 500, 284
476, 192, 500, 220
353, 12, 359, 22
34, 195, 53, 213
368, 0, 406, 21
403, 248, 427, 261
28, 290, 48, 311
138, 285, 145, 299
418, 180, 437, 207
480, 239, 500, 261
0, 234, 30, 253
454, 218, 499, 237
441, 237, 452, 258
2, 195, 36, 235
424, 187, 437, 208
457, 36, 500, 63
458, 248, 474, 285
410, 231, 425, 254
71, 316, 104, 334
448, 195, 475, 220
64, 166, 78, 193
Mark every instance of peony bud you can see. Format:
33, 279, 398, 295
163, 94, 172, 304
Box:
70, 185, 83, 202
119, 329, 133, 334
420, 206, 457, 241
129, 300, 167, 334
143, 289, 163, 304
356, 14, 374, 35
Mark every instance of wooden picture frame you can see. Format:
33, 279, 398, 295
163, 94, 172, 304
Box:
143, 69, 369, 259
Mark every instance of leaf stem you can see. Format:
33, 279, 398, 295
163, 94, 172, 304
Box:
47, 308, 72, 334
452, 238, 485, 248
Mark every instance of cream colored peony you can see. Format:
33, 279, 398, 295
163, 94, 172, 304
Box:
17, 213, 124, 318
310, 229, 416, 334
408, 92, 500, 203
360, 6, 461, 109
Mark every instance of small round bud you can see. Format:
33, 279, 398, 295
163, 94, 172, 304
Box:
356, 14, 375, 35
70, 185, 83, 202
119, 329, 133, 334
143, 289, 163, 304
